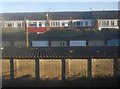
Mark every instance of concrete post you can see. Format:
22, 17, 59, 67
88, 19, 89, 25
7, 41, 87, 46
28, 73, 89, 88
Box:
88, 58, 92, 78
35, 58, 40, 80
61, 58, 66, 80
113, 58, 118, 78
10, 58, 14, 80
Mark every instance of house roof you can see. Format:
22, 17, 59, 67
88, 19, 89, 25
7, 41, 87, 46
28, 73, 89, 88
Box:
2, 46, 119, 59
3, 12, 47, 21
91, 11, 119, 19
28, 33, 108, 41
3, 10, 119, 21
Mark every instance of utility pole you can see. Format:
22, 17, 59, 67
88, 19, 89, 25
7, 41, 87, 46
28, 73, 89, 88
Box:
46, 13, 50, 31
1, 11, 4, 48
24, 18, 29, 47
2, 11, 5, 29
46, 8, 51, 31
69, 17, 73, 29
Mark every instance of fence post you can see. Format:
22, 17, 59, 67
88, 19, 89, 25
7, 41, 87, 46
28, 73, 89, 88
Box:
35, 58, 40, 80
113, 58, 118, 78
88, 58, 92, 78
48, 41, 51, 47
10, 58, 14, 80
61, 58, 66, 80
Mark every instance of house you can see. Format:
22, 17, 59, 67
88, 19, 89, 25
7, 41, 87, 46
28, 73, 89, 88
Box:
2, 10, 119, 33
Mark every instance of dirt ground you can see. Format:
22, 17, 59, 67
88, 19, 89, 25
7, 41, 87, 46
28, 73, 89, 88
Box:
2, 59, 120, 80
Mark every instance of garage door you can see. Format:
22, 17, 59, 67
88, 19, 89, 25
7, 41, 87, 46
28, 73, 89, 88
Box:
70, 40, 86, 46
32, 41, 48, 47
88, 40, 105, 46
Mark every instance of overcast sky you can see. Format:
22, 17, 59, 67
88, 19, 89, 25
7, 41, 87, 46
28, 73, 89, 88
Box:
1, 1, 119, 13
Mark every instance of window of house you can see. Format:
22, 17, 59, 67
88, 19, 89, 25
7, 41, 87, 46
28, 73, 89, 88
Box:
17, 23, 22, 27
52, 22, 60, 27
62, 22, 65, 26
80, 21, 83, 26
107, 21, 109, 26
7, 23, 13, 27
57, 22, 60, 26
53, 22, 55, 27
22, 22, 24, 27
111, 21, 114, 26
77, 21, 80, 26
56, 22, 58, 26
28, 22, 37, 27
73, 22, 76, 26
85, 21, 88, 26
68, 20, 72, 26
39, 22, 42, 27
102, 21, 106, 26
64, 22, 68, 27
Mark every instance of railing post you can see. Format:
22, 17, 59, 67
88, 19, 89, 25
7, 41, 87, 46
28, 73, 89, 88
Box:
113, 58, 118, 78
10, 58, 14, 80
61, 58, 66, 80
35, 58, 40, 80
88, 58, 92, 78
